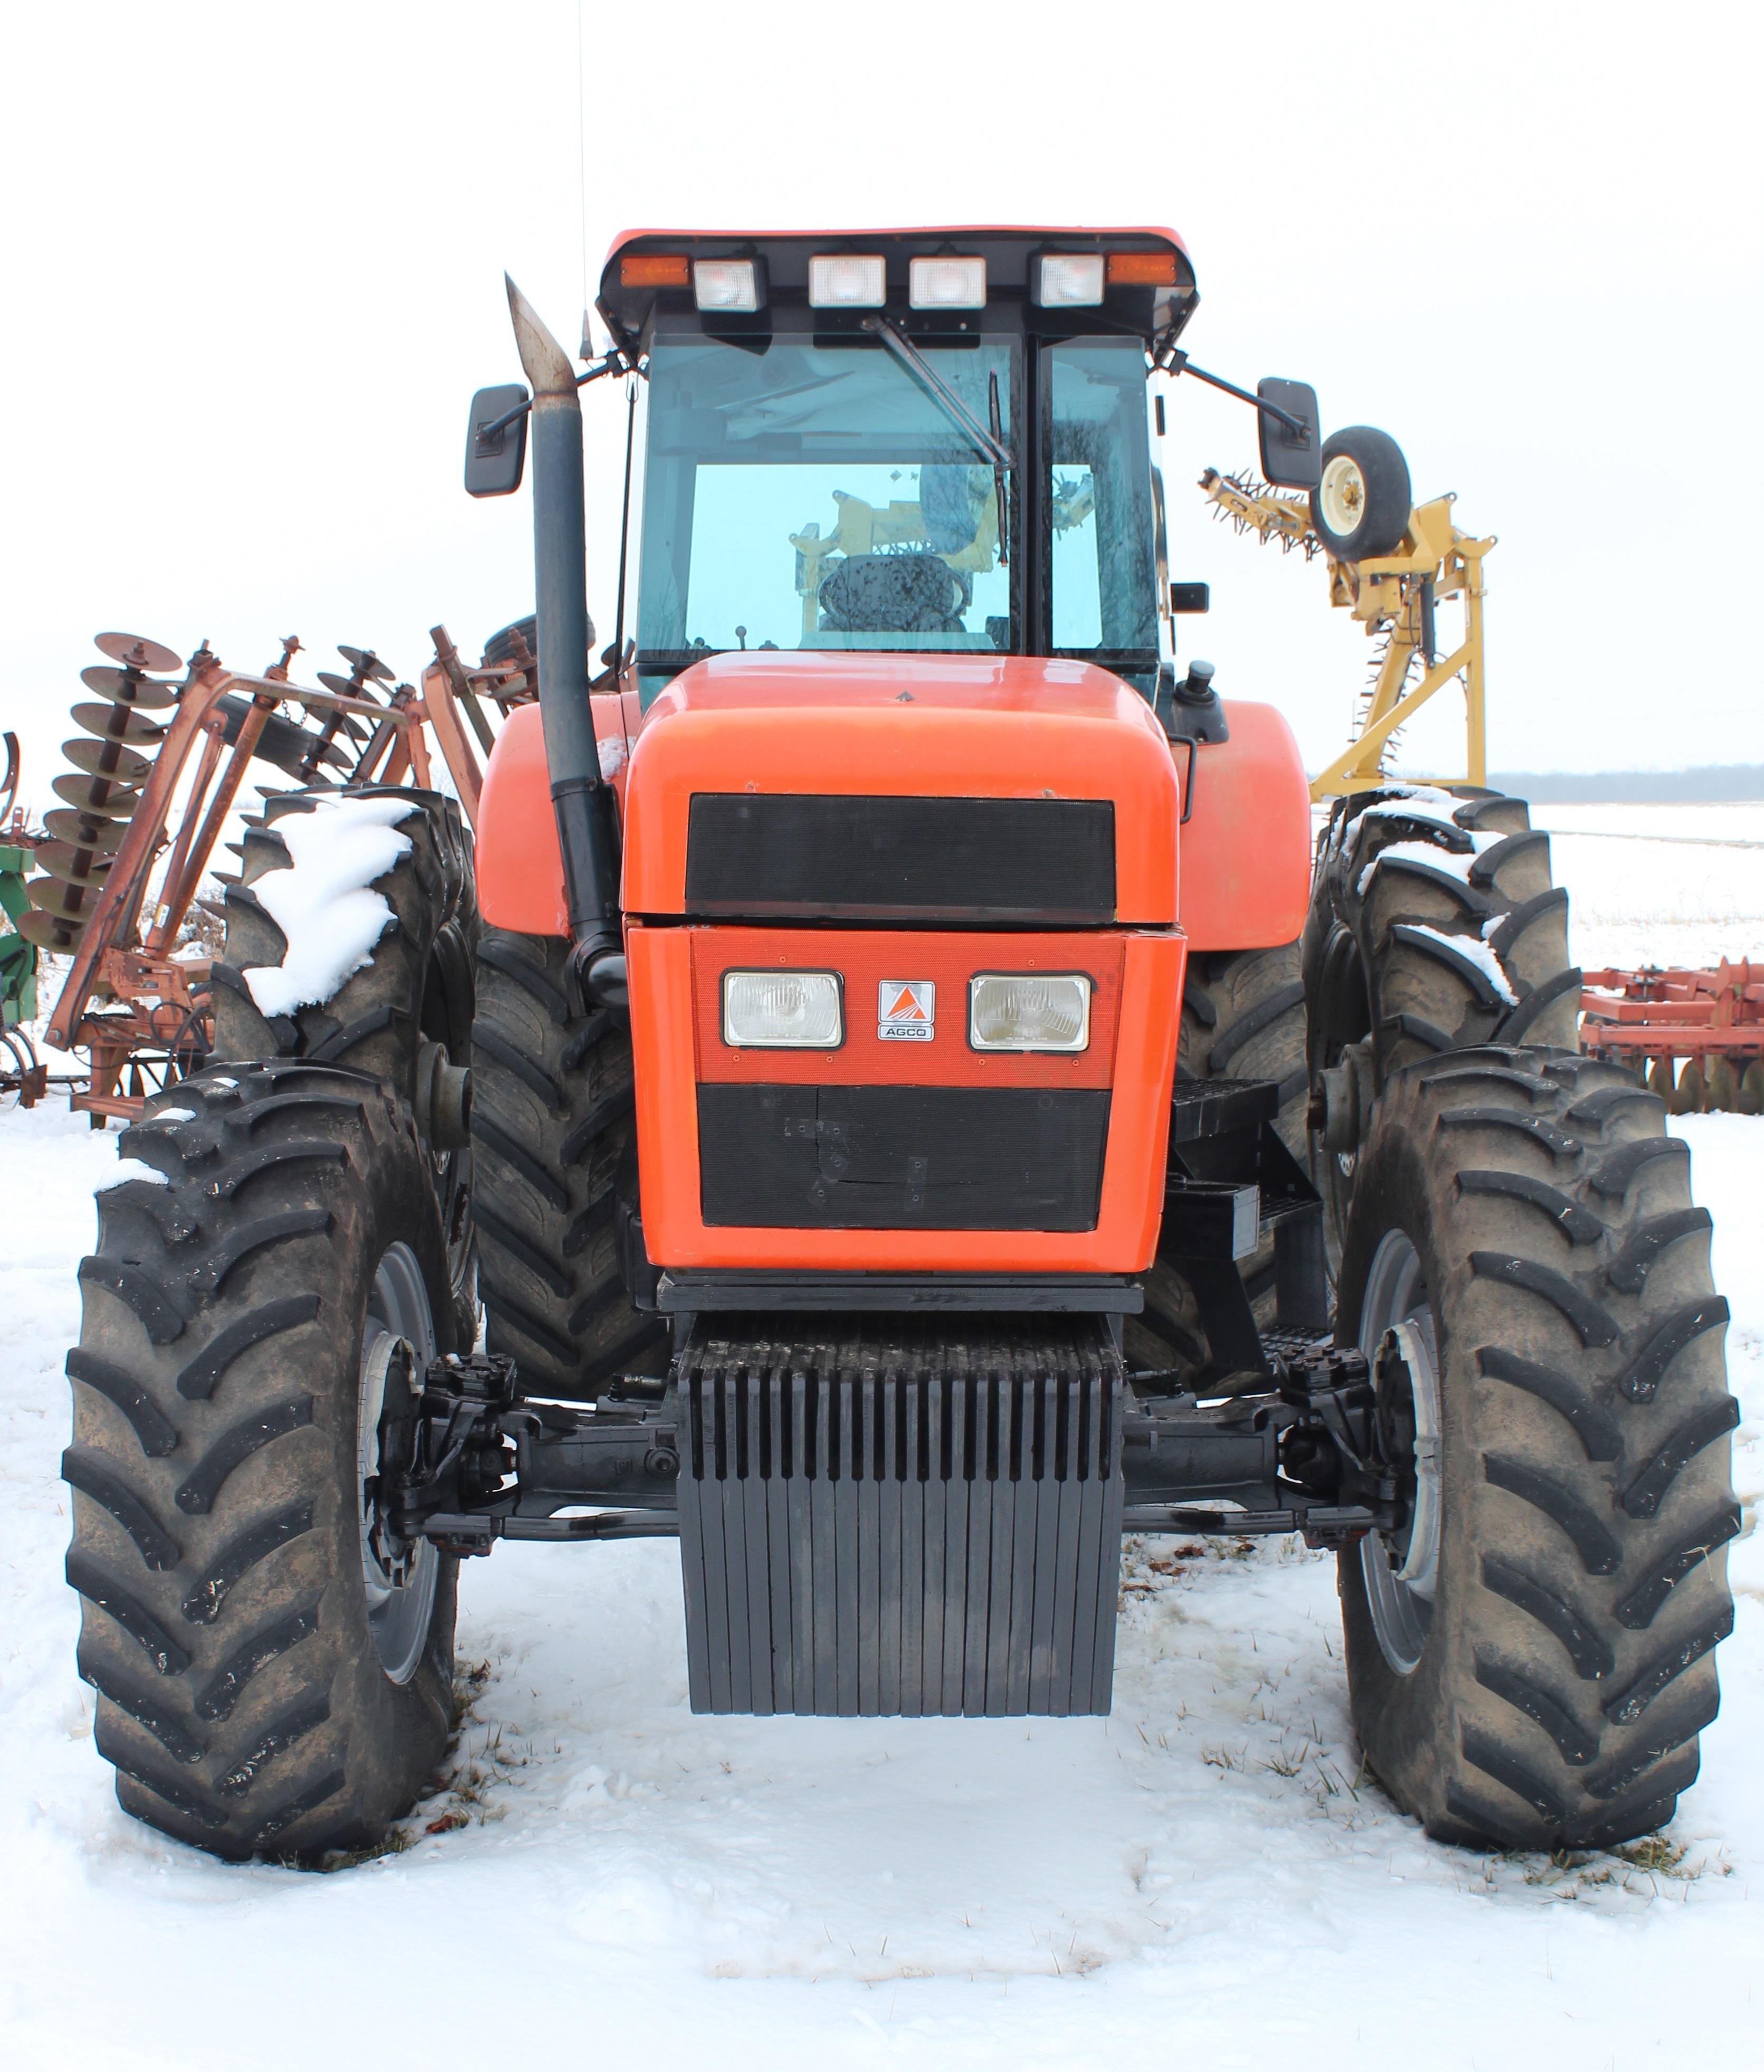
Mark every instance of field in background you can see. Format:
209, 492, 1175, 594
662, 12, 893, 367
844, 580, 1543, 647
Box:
1539, 803, 1764, 972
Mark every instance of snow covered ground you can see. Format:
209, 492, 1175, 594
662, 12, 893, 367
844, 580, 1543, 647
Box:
3, 823, 1763, 2070
1535, 802, 1764, 972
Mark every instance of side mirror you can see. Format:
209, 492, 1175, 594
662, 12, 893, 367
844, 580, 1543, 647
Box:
1170, 583, 1210, 614
1256, 378, 1321, 491
464, 383, 529, 497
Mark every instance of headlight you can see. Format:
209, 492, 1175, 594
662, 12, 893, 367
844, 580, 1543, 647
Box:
968, 973, 1091, 1052
722, 970, 843, 1048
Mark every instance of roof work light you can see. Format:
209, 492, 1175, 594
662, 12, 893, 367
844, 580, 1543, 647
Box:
693, 259, 763, 312
809, 254, 887, 308
1032, 253, 1105, 307
909, 255, 986, 308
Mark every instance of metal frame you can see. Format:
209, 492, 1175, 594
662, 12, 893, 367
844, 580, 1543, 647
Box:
1200, 471, 1493, 801
374, 1338, 1392, 1563
1581, 962, 1764, 1108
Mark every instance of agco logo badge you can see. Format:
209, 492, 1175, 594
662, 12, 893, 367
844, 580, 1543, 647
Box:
877, 980, 935, 1041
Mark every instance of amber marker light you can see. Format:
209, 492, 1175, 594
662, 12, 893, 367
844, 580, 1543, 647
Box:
621, 254, 692, 288
1105, 252, 1178, 286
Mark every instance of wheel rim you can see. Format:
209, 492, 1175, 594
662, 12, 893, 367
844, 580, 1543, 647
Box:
357, 1242, 439, 1684
1357, 1230, 1443, 1675
1319, 454, 1367, 540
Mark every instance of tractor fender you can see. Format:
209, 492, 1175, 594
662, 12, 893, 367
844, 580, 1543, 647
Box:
476, 695, 636, 935
1177, 699, 1311, 952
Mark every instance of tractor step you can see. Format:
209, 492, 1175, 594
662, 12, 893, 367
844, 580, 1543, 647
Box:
675, 1321, 1125, 1721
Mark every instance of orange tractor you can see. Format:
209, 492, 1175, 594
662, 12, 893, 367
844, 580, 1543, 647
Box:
64, 230, 1737, 1864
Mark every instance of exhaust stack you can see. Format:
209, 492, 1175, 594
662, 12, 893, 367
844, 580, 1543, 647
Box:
505, 274, 624, 1004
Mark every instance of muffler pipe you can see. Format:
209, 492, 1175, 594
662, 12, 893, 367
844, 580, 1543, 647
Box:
505, 274, 625, 1008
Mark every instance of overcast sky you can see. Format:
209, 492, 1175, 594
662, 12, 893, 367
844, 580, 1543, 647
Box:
2, 0, 1758, 806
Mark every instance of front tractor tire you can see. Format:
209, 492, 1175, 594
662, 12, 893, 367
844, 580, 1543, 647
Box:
1336, 1047, 1737, 1850
65, 1064, 459, 1860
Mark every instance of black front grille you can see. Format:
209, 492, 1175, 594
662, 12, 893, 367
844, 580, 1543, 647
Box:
684, 793, 1115, 921
698, 1083, 1111, 1230
676, 1320, 1126, 1717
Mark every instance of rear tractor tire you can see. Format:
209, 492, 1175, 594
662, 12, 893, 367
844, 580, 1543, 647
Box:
470, 929, 668, 1400
1335, 1047, 1737, 1850
1305, 786, 1580, 1263
65, 1063, 460, 1860
208, 783, 479, 1352
1124, 942, 1308, 1383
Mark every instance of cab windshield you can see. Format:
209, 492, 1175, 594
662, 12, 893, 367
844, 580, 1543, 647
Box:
636, 334, 1016, 664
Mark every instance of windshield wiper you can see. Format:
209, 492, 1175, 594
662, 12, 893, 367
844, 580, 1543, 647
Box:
862, 315, 1011, 468
861, 315, 1014, 565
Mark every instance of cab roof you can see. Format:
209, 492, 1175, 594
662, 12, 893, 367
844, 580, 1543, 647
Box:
597, 226, 1197, 351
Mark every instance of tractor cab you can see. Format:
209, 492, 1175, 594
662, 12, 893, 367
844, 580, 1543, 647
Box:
596, 230, 1198, 715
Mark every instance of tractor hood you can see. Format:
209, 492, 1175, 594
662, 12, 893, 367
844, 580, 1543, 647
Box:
621, 651, 1180, 925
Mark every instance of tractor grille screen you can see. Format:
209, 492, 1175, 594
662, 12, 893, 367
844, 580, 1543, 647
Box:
697, 1085, 1111, 1230
684, 794, 1115, 921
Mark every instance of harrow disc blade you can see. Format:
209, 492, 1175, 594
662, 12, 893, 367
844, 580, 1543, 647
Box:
15, 909, 86, 952
70, 700, 167, 746
79, 664, 178, 711
31, 839, 115, 888
26, 873, 102, 922
62, 738, 154, 787
94, 631, 183, 674
53, 773, 141, 820
42, 809, 127, 853
316, 670, 369, 700
337, 644, 395, 683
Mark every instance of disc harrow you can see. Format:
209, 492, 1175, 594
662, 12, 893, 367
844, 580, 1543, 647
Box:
1581, 961, 1764, 1113
18, 622, 536, 1123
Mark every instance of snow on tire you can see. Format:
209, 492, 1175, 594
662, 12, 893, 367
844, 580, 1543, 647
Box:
1305, 786, 1581, 1258
64, 1063, 459, 1861
209, 784, 479, 1348
1336, 1045, 1737, 1850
